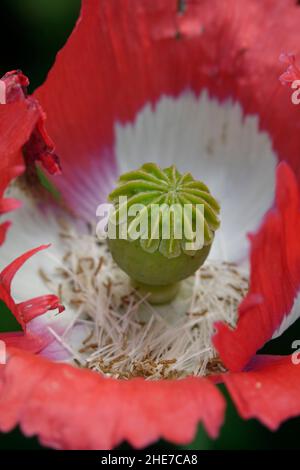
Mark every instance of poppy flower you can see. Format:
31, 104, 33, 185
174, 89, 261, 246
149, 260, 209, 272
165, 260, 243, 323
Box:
1, 0, 300, 450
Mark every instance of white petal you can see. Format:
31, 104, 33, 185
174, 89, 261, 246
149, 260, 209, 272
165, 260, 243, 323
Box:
0, 188, 90, 358
0, 188, 63, 301
29, 309, 90, 361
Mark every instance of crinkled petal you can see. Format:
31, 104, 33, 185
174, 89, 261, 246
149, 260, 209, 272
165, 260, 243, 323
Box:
279, 52, 300, 85
18, 295, 65, 323
214, 162, 300, 371
0, 70, 29, 104
0, 101, 37, 164
0, 240, 86, 360
0, 101, 37, 244
1, 0, 299, 449
0, 166, 24, 245
0, 349, 225, 449
1, 245, 50, 306
223, 355, 300, 430
0, 78, 49, 245
0, 246, 64, 352
0, 71, 61, 176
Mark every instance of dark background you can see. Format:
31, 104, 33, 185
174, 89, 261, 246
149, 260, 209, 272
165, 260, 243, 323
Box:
1, 0, 300, 450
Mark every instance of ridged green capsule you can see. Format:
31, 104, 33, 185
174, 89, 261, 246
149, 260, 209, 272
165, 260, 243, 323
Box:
107, 163, 220, 304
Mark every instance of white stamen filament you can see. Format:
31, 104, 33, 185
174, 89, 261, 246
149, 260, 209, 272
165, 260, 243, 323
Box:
42, 228, 248, 380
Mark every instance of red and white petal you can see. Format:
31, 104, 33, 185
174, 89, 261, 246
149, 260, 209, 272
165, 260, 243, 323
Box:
0, 245, 66, 355
214, 163, 300, 371
1, 308, 88, 360
0, 222, 11, 246
0, 190, 63, 302
0, 191, 89, 359
35, 0, 300, 223
0, 349, 225, 449
0, 245, 52, 327
0, 0, 299, 448
0, 69, 61, 245
0, 165, 24, 201
223, 355, 300, 430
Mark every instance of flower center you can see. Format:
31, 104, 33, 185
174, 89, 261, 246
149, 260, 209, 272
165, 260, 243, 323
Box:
42, 227, 248, 379
107, 162, 220, 304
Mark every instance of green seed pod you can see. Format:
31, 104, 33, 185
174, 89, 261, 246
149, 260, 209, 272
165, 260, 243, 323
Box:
107, 163, 220, 304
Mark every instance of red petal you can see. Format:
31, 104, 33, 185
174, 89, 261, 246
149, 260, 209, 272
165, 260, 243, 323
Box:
0, 71, 61, 244
223, 355, 300, 430
279, 52, 300, 85
1, 245, 50, 299
23, 103, 62, 176
0, 100, 38, 166
0, 165, 24, 246
0, 222, 11, 246
18, 295, 65, 323
0, 70, 29, 104
0, 198, 22, 214
0, 333, 46, 354
35, 0, 300, 218
214, 162, 300, 371
0, 98, 37, 244
0, 71, 61, 177
0, 245, 64, 337
0, 349, 225, 449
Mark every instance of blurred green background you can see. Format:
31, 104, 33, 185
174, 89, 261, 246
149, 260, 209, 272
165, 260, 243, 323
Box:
1, 0, 300, 450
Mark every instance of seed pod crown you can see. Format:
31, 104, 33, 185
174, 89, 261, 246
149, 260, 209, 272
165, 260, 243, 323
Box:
108, 163, 220, 259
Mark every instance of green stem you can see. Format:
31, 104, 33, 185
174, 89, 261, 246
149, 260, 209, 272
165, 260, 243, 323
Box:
132, 280, 180, 305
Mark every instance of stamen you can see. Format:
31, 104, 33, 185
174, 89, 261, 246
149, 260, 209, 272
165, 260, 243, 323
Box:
41, 228, 248, 380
